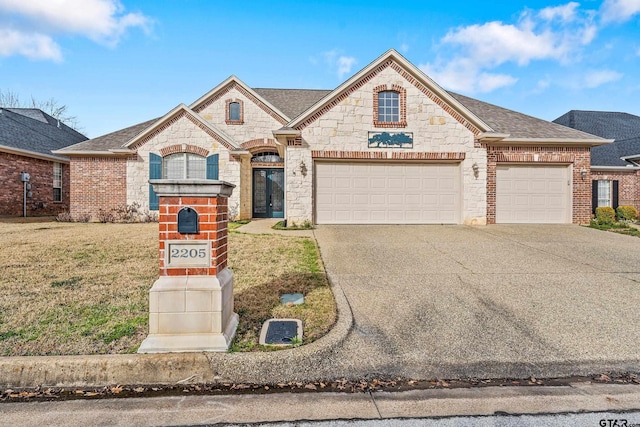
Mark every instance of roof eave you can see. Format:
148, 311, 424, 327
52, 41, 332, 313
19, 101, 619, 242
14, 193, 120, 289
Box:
2, 144, 69, 163
489, 138, 613, 147
286, 49, 493, 132
591, 165, 640, 171
51, 149, 133, 157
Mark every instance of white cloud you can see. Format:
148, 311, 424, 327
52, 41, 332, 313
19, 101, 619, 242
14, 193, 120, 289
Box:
583, 69, 623, 88
0, 0, 151, 60
601, 0, 640, 23
0, 29, 61, 61
337, 56, 357, 79
539, 2, 580, 22
419, 2, 598, 93
312, 49, 357, 80
400, 42, 409, 53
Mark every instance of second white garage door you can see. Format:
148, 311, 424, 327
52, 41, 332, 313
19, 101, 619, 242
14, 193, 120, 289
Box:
496, 165, 570, 223
315, 162, 461, 224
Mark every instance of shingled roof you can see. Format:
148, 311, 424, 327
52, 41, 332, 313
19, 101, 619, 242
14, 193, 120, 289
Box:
0, 108, 87, 160
57, 118, 159, 153
553, 110, 640, 141
448, 93, 603, 140
553, 110, 640, 167
253, 88, 332, 120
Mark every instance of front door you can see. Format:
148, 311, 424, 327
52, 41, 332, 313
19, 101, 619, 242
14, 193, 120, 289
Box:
252, 168, 284, 218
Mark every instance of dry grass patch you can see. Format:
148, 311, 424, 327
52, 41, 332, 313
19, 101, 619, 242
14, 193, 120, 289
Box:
0, 221, 335, 355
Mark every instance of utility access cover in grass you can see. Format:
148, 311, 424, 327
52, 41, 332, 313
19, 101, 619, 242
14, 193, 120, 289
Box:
259, 319, 302, 345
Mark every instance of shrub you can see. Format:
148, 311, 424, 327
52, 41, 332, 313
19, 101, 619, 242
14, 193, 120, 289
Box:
616, 205, 638, 221
55, 212, 73, 222
595, 206, 616, 225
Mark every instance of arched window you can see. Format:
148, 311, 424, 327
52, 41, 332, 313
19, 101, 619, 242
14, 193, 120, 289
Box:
378, 91, 399, 122
251, 151, 283, 163
163, 153, 206, 179
229, 102, 241, 121
225, 99, 244, 124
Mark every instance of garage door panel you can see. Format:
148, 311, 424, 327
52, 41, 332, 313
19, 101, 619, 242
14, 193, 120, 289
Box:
315, 162, 461, 224
496, 165, 569, 224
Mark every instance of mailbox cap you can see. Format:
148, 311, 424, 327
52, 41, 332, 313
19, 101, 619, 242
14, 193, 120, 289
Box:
149, 179, 235, 197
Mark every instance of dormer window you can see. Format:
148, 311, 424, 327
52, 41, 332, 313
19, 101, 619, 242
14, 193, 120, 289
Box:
225, 99, 244, 124
373, 85, 407, 128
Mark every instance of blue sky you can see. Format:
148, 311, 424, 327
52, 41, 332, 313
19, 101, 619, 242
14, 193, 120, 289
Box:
1, 0, 639, 138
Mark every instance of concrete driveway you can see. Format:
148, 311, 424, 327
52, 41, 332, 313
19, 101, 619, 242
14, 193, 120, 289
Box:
314, 224, 640, 380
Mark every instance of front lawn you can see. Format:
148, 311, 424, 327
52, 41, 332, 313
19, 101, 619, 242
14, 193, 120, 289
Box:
0, 220, 336, 356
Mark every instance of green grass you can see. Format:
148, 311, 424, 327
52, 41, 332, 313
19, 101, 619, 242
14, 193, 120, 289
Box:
228, 220, 251, 231
0, 220, 336, 355
588, 220, 640, 237
272, 220, 315, 230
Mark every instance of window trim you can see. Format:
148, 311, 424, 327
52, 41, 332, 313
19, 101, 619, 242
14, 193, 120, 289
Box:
373, 85, 407, 128
225, 98, 244, 124
162, 152, 207, 180
53, 162, 62, 203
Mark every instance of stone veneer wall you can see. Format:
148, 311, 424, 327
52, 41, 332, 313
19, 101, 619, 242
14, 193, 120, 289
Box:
485, 145, 592, 224
70, 156, 127, 220
592, 169, 640, 211
289, 65, 487, 225
194, 86, 286, 142
0, 152, 70, 216
127, 115, 241, 213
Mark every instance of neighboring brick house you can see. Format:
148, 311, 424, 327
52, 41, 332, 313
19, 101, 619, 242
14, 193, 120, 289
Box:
0, 108, 87, 216
553, 111, 640, 213
57, 50, 608, 225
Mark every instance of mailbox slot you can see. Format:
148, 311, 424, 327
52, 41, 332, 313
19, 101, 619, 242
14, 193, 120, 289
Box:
177, 207, 199, 234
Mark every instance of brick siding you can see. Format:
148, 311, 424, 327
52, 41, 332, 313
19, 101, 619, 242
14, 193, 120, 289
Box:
0, 152, 69, 216
592, 170, 640, 211
486, 145, 592, 224
69, 156, 127, 220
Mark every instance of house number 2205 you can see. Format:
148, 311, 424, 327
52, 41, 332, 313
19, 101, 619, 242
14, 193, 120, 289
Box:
170, 248, 206, 258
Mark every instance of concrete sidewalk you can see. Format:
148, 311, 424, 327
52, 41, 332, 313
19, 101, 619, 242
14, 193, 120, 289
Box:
2, 383, 640, 426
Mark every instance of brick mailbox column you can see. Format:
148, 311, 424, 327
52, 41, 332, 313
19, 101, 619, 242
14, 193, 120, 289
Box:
138, 179, 238, 353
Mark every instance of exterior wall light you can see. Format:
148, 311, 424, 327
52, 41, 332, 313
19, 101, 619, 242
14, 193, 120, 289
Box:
472, 162, 479, 179
580, 168, 587, 180
300, 160, 308, 177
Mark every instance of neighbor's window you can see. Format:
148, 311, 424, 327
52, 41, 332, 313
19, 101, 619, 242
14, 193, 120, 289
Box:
53, 162, 62, 202
377, 91, 399, 122
597, 180, 611, 207
163, 153, 206, 179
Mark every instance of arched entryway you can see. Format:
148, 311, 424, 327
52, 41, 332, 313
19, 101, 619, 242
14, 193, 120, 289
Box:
251, 151, 284, 218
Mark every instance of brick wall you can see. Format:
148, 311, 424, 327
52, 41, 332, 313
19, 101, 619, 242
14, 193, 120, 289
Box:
69, 156, 127, 220
592, 169, 640, 211
0, 152, 69, 216
486, 145, 592, 224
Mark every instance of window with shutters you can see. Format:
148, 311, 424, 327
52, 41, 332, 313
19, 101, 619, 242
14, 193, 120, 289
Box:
597, 180, 611, 207
163, 153, 206, 179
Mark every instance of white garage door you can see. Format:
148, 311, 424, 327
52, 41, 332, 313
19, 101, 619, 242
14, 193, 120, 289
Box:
315, 162, 461, 224
496, 165, 570, 223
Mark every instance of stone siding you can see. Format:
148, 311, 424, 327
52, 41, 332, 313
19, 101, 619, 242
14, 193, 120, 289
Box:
0, 152, 70, 216
290, 65, 486, 225
127, 115, 241, 212
195, 87, 284, 144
